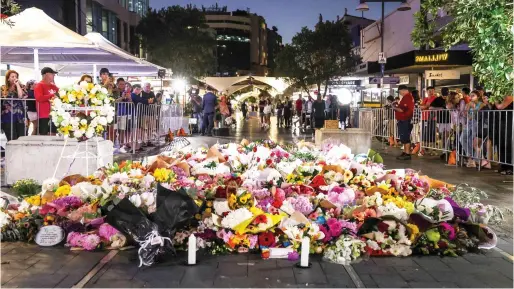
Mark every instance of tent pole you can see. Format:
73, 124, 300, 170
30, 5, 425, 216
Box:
93, 64, 97, 84
33, 48, 39, 80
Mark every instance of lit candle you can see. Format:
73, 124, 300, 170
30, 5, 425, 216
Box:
188, 234, 196, 265
300, 236, 310, 267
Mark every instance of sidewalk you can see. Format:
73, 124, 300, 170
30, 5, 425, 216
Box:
2, 243, 512, 288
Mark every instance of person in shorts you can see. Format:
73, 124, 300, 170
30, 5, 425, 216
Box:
393, 85, 415, 160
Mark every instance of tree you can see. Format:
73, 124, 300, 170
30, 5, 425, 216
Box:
137, 5, 216, 78
0, 0, 21, 27
275, 18, 358, 97
411, 0, 513, 100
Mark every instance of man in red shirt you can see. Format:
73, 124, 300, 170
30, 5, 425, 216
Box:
419, 86, 437, 154
393, 85, 415, 160
295, 95, 303, 127
34, 67, 59, 135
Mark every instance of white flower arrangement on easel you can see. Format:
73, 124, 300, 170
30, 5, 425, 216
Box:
50, 81, 115, 178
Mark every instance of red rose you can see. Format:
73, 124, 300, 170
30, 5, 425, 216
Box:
261, 250, 270, 259
270, 152, 275, 157
258, 232, 275, 247
266, 159, 273, 166
438, 241, 448, 249
256, 157, 260, 162
224, 155, 229, 161
215, 186, 227, 198
253, 146, 257, 152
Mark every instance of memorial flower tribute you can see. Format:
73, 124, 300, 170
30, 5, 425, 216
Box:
0, 140, 509, 266
50, 81, 115, 140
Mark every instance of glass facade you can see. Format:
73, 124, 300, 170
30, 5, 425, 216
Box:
86, 0, 119, 45
128, 0, 149, 17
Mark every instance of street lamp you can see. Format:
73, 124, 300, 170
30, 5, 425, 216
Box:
356, 0, 411, 76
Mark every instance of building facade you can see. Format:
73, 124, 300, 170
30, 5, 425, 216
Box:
203, 5, 273, 76
355, 0, 473, 104
15, 0, 147, 56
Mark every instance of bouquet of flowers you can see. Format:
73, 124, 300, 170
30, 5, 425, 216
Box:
50, 81, 115, 140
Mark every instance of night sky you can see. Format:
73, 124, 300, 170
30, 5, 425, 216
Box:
150, 0, 401, 43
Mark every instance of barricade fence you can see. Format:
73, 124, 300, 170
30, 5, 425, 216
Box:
1, 98, 185, 156
366, 107, 513, 169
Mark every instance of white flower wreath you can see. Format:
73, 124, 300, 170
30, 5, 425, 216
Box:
50, 81, 115, 140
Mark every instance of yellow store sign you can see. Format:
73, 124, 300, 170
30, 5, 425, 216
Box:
415, 53, 449, 63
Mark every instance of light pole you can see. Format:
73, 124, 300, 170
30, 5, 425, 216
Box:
356, 0, 411, 77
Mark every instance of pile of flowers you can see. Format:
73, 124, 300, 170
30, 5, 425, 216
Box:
50, 81, 115, 140
1, 140, 509, 263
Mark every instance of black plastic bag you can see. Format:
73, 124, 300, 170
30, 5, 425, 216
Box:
106, 198, 171, 267
151, 183, 199, 239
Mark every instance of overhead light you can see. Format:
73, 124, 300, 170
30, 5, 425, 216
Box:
397, 2, 411, 11
356, 2, 369, 12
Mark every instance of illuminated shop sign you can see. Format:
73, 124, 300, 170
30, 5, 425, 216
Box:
415, 53, 449, 63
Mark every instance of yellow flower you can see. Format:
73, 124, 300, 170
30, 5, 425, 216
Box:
88, 83, 94, 90
195, 213, 202, 220
25, 195, 41, 206
205, 208, 212, 214
406, 223, 420, 242
343, 170, 354, 183
153, 168, 171, 183
206, 201, 213, 208
54, 185, 71, 198
404, 202, 415, 214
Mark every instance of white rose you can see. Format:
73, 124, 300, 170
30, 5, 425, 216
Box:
18, 200, 30, 212
90, 112, 97, 118
79, 81, 89, 89
142, 175, 155, 189
141, 192, 155, 207
129, 194, 142, 208
98, 117, 107, 126
73, 84, 81, 92
90, 87, 98, 95
80, 119, 88, 125
58, 89, 67, 96
100, 87, 108, 94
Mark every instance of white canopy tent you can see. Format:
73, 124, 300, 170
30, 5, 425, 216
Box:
199, 76, 290, 96
0, 8, 166, 79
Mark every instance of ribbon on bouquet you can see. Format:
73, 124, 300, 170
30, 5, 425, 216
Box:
136, 230, 172, 267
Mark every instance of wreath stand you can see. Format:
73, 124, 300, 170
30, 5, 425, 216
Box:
51, 106, 110, 179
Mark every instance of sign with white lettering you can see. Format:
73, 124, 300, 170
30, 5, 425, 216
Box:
35, 225, 65, 247
328, 80, 362, 86
425, 70, 460, 80
399, 75, 410, 85
356, 62, 368, 73
368, 77, 400, 85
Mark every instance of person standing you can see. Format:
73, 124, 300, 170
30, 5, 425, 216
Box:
191, 91, 203, 134
201, 87, 217, 136
241, 101, 247, 120
25, 80, 38, 136
258, 96, 267, 129
494, 95, 513, 175
1, 70, 26, 140
304, 95, 314, 129
419, 86, 437, 155
313, 94, 326, 129
393, 85, 415, 160
283, 99, 292, 128
34, 67, 59, 135
276, 101, 284, 128
410, 90, 422, 154
295, 96, 303, 127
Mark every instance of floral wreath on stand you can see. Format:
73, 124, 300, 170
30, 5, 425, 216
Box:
50, 81, 115, 141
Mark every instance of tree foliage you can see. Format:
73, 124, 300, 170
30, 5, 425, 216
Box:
0, 0, 21, 27
137, 5, 216, 78
411, 0, 513, 100
275, 19, 358, 97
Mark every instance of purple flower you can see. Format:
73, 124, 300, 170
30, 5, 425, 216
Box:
289, 196, 313, 215
52, 196, 83, 210
248, 235, 258, 249
98, 223, 119, 240
320, 225, 332, 243
252, 188, 271, 200
172, 166, 187, 179
287, 251, 300, 261
257, 197, 273, 210
196, 229, 216, 240
340, 220, 357, 235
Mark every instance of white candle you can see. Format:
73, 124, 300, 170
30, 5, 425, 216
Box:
188, 234, 196, 265
300, 236, 310, 267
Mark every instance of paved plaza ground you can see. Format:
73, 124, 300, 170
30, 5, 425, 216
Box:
1, 117, 513, 288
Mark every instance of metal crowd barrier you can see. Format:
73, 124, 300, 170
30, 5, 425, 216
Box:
365, 107, 513, 170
